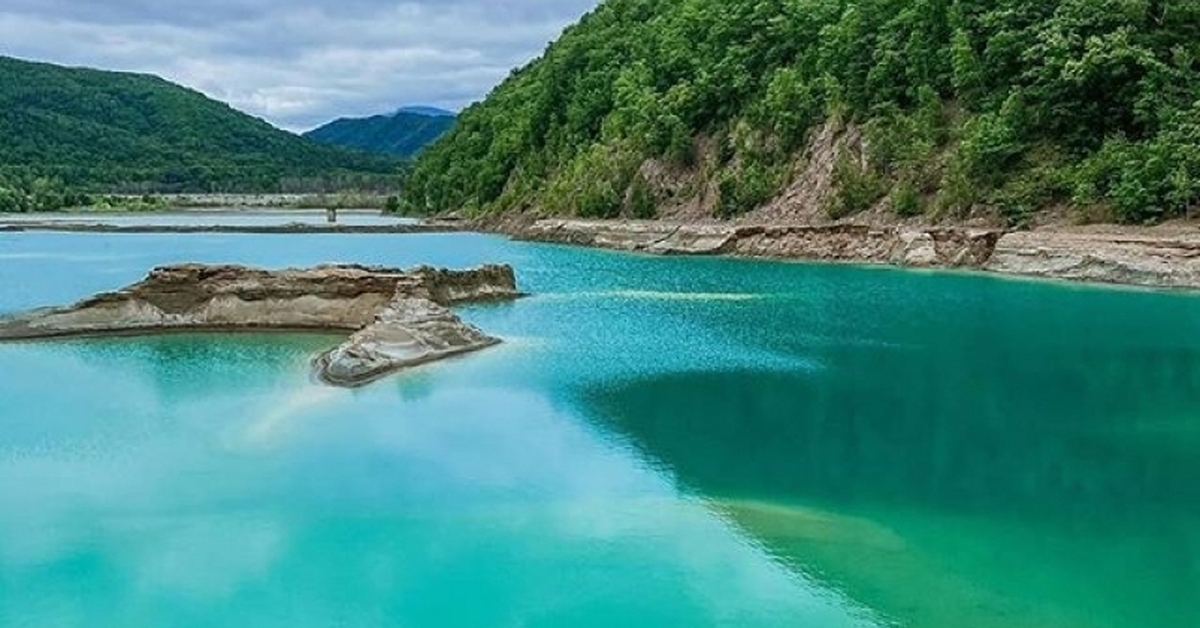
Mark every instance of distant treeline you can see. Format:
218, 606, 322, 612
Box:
0, 55, 405, 212
0, 169, 407, 213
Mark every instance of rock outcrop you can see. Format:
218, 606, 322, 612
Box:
510, 219, 1001, 268
500, 217, 1200, 290
728, 225, 1000, 267
986, 229, 1200, 289
0, 263, 519, 387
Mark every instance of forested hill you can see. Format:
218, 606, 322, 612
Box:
304, 110, 456, 157
403, 0, 1200, 225
0, 56, 399, 208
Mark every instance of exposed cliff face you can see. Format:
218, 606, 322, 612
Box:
0, 263, 520, 387
498, 218, 1200, 290
410, 264, 524, 304
510, 219, 1001, 268
986, 229, 1200, 289
729, 225, 1000, 267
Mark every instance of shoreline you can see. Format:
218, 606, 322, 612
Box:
0, 222, 462, 235
481, 217, 1200, 292
7, 208, 1200, 292
0, 207, 391, 217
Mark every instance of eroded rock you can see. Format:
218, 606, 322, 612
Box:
987, 230, 1200, 289
508, 219, 1001, 267
0, 263, 519, 387
313, 296, 501, 387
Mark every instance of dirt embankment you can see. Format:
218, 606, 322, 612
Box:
485, 215, 1200, 290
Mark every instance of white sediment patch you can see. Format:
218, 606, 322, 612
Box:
240, 384, 344, 446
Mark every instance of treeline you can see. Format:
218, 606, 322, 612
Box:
0, 171, 408, 213
0, 55, 403, 212
403, 0, 1200, 224
0, 173, 91, 213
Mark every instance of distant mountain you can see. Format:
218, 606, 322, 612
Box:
395, 106, 455, 118
0, 55, 398, 199
304, 109, 457, 158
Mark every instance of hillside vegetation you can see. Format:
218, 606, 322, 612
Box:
0, 56, 399, 212
403, 0, 1200, 226
305, 111, 455, 157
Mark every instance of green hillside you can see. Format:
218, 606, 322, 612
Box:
0, 56, 399, 211
403, 0, 1200, 225
304, 111, 456, 157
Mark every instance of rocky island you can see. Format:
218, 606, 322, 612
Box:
0, 263, 520, 387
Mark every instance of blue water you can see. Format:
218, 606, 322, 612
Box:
0, 231, 1197, 627
0, 210, 414, 228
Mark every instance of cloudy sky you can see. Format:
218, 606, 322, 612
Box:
0, 0, 599, 131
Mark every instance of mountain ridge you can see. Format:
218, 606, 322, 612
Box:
0, 55, 399, 211
394, 106, 456, 118
304, 108, 456, 158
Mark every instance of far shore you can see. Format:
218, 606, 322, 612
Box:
121, 192, 400, 211
7, 205, 1200, 293
0, 207, 450, 235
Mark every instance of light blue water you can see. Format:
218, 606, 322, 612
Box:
0, 210, 414, 228
0, 231, 1198, 627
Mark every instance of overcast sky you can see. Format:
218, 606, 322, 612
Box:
0, 0, 599, 131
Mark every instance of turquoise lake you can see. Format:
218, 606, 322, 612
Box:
0, 210, 416, 228
1, 231, 1198, 627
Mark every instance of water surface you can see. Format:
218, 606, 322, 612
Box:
0, 210, 414, 228
0, 231, 1197, 627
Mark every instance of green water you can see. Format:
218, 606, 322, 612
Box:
0, 232, 1197, 627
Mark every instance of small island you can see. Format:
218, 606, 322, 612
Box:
0, 263, 520, 387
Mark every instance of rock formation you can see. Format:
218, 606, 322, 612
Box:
0, 263, 519, 387
984, 229, 1200, 289
509, 219, 1001, 268
495, 217, 1200, 290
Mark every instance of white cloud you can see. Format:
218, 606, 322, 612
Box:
0, 0, 598, 131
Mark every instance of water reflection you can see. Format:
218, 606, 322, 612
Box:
582, 358, 1200, 627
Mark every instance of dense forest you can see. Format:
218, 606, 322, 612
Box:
403, 0, 1200, 225
305, 110, 456, 157
0, 56, 400, 212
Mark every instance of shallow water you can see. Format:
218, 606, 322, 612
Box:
0, 231, 1197, 627
0, 210, 415, 228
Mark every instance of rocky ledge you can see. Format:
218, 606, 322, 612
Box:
0, 263, 519, 387
984, 228, 1200, 290
498, 218, 1200, 290
510, 219, 1001, 267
